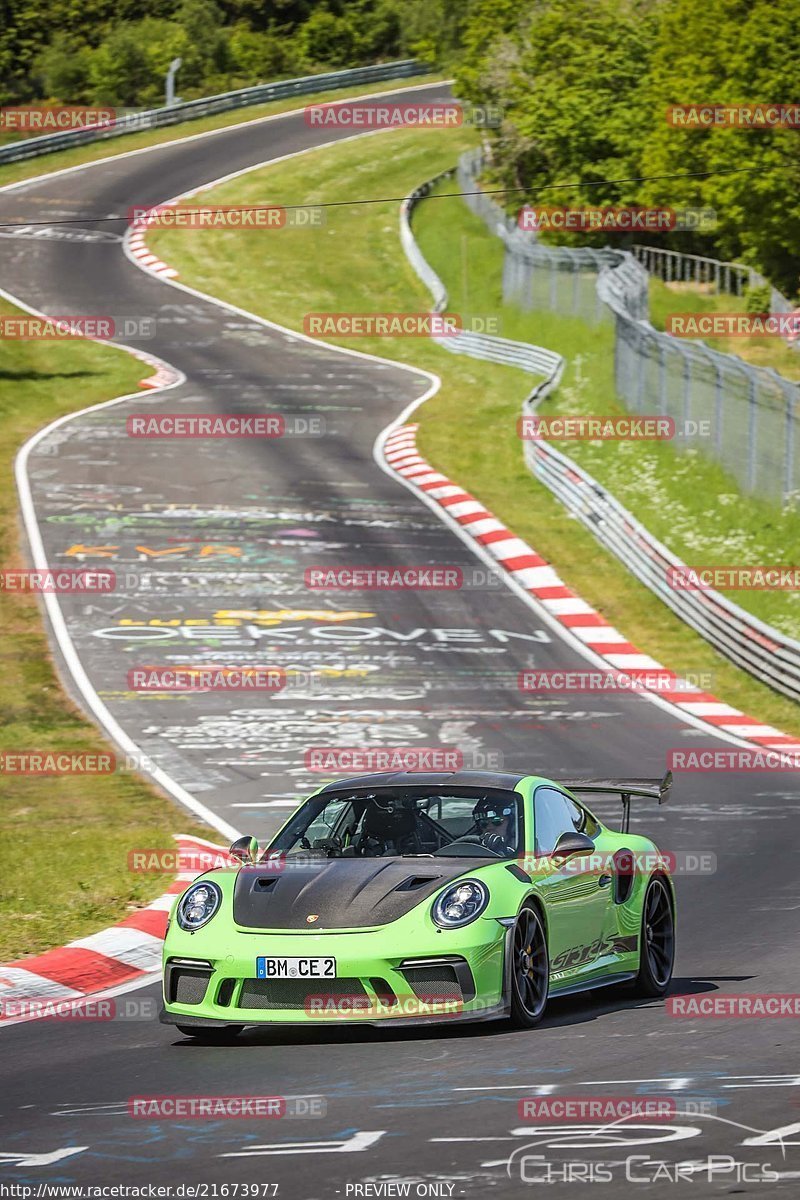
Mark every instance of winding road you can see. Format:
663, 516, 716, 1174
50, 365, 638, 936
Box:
1, 81, 799, 1195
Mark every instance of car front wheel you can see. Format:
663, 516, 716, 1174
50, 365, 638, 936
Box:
509, 902, 549, 1028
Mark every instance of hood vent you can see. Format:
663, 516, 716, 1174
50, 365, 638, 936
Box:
395, 875, 440, 892
255, 877, 278, 892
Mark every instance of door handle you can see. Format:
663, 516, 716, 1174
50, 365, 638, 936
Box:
598, 874, 612, 888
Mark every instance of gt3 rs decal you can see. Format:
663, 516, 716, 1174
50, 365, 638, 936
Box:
550, 933, 638, 975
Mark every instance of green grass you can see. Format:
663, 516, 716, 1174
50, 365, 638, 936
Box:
0, 75, 438, 191
147, 127, 800, 738
414, 181, 800, 642
0, 298, 213, 960
648, 278, 800, 381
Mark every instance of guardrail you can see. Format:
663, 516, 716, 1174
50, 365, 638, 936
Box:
401, 157, 800, 702
401, 172, 564, 408
0, 60, 424, 165
494, 170, 800, 505
524, 439, 800, 703
632, 244, 797, 323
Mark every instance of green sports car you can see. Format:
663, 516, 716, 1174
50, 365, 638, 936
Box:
160, 769, 675, 1040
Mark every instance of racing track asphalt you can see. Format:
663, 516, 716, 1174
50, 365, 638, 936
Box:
1, 82, 799, 1195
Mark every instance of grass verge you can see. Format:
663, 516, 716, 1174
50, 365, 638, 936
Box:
147, 127, 800, 737
648, 278, 800, 382
0, 75, 439, 191
414, 181, 800, 642
0, 300, 212, 960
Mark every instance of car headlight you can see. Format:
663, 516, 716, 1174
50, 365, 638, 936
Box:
432, 879, 489, 929
176, 881, 222, 931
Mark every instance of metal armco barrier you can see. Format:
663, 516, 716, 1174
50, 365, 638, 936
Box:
401, 158, 800, 701
501, 214, 800, 505
632, 244, 797, 325
524, 439, 800, 702
0, 60, 423, 165
401, 172, 564, 408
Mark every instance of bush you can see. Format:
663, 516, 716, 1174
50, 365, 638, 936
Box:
34, 34, 94, 105
743, 284, 773, 316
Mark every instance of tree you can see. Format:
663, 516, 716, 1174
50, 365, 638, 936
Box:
456, 0, 657, 241
88, 23, 158, 106
640, 0, 800, 294
33, 33, 94, 104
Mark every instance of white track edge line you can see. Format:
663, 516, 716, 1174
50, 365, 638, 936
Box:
119, 137, 773, 752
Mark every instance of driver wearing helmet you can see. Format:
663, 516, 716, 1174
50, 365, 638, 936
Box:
472, 796, 517, 857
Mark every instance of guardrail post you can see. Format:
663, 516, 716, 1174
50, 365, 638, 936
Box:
165, 58, 182, 107
785, 390, 796, 504
747, 376, 758, 492
714, 363, 724, 454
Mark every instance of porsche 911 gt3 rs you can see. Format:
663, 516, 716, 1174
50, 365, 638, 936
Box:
160, 769, 675, 1040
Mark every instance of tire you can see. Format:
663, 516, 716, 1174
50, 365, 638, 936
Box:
509, 902, 549, 1028
632, 875, 675, 997
175, 1024, 244, 1043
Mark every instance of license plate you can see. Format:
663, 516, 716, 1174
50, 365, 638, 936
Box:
256, 956, 336, 980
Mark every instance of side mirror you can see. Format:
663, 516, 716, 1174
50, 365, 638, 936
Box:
229, 835, 259, 865
551, 831, 595, 860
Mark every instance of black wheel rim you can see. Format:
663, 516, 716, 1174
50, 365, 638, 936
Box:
644, 879, 674, 987
513, 907, 548, 1018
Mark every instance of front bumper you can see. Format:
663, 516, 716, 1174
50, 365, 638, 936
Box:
161, 919, 509, 1026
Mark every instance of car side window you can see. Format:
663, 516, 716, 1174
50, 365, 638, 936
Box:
534, 786, 593, 854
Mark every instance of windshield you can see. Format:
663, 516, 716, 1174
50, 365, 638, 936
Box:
265, 787, 522, 860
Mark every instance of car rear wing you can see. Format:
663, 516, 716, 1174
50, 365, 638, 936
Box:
556, 771, 672, 833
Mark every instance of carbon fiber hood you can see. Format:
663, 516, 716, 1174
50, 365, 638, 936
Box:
232, 856, 490, 930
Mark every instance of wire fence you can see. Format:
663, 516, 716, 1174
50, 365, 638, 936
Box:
399, 158, 800, 702
469, 147, 800, 504
632, 244, 796, 318
526, 438, 800, 702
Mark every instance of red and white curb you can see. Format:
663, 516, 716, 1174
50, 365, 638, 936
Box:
382, 423, 800, 752
129, 346, 182, 390
127, 203, 179, 280
0, 835, 226, 1021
